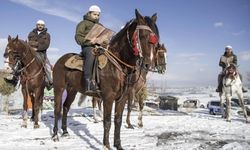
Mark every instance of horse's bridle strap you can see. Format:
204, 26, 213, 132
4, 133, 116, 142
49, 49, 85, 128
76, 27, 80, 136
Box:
136, 25, 153, 32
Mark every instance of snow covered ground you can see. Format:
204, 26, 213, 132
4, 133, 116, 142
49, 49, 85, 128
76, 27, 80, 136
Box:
0, 106, 250, 150
0, 87, 250, 150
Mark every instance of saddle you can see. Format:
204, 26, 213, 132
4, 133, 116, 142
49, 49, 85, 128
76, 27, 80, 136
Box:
64, 54, 108, 71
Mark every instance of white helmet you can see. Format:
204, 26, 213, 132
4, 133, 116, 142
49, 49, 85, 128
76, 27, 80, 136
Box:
89, 5, 101, 13
225, 45, 233, 50
36, 19, 45, 25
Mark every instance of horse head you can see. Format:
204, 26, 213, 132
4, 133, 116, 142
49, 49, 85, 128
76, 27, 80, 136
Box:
4, 35, 33, 72
134, 9, 159, 69
110, 9, 159, 71
225, 63, 237, 80
4, 35, 23, 68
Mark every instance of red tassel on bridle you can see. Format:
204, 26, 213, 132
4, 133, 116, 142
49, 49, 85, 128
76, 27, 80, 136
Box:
149, 33, 158, 45
133, 32, 139, 56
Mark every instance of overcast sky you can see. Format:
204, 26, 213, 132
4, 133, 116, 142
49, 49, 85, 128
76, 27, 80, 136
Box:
0, 0, 250, 87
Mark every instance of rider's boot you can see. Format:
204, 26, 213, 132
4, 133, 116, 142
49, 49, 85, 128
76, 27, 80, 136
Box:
44, 66, 53, 90
84, 78, 100, 95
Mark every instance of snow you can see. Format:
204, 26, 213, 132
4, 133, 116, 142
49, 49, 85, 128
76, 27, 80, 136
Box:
0, 87, 250, 150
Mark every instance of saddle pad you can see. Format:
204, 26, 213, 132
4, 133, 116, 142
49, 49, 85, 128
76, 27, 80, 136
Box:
65, 54, 108, 71
65, 55, 83, 71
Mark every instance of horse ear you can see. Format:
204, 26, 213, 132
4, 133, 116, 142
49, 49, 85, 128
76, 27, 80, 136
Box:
151, 13, 157, 23
8, 35, 11, 41
135, 9, 145, 24
14, 35, 19, 42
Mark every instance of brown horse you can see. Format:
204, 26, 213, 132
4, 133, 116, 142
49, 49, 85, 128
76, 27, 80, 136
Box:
3, 35, 46, 128
126, 43, 167, 128
52, 9, 159, 149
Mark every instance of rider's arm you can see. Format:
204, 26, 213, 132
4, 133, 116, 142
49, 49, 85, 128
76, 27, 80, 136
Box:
75, 21, 91, 46
219, 56, 226, 68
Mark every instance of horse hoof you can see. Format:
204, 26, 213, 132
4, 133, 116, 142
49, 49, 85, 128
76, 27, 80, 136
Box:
127, 125, 134, 129
94, 119, 100, 123
226, 120, 231, 122
21, 124, 27, 128
34, 124, 40, 128
114, 144, 124, 150
62, 131, 69, 137
103, 145, 111, 150
52, 134, 59, 142
138, 123, 143, 128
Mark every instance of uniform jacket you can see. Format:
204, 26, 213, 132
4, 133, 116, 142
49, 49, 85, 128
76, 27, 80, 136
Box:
28, 28, 50, 53
75, 13, 100, 47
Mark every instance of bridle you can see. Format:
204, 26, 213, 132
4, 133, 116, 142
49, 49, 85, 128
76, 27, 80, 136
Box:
124, 21, 159, 84
5, 40, 43, 81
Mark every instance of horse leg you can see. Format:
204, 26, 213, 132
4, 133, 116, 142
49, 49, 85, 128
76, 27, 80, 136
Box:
126, 93, 133, 129
92, 97, 99, 123
219, 92, 226, 118
237, 92, 250, 123
103, 99, 113, 149
97, 98, 103, 120
225, 96, 232, 122
138, 96, 144, 128
30, 94, 35, 121
52, 88, 64, 141
61, 88, 77, 136
78, 94, 86, 106
33, 90, 43, 128
114, 99, 126, 150
21, 86, 28, 128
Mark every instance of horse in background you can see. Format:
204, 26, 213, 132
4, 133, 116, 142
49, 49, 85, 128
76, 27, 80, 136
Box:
52, 9, 160, 149
126, 43, 167, 128
77, 43, 166, 128
219, 64, 249, 123
78, 94, 102, 123
3, 35, 46, 128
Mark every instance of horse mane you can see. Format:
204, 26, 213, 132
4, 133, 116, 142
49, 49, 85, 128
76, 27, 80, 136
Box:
110, 19, 136, 45
17, 39, 37, 56
144, 16, 159, 39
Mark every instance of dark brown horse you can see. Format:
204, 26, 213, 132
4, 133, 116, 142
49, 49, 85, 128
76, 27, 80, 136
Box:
3, 35, 46, 128
52, 9, 159, 149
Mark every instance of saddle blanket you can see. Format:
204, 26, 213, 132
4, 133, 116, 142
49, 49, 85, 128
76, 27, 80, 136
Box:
65, 54, 107, 71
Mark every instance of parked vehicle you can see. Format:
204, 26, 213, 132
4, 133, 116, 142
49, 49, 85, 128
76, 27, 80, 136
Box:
207, 100, 241, 115
183, 99, 200, 108
207, 100, 221, 115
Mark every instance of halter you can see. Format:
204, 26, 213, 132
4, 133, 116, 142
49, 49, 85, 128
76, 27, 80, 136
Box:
127, 24, 158, 58
5, 40, 44, 81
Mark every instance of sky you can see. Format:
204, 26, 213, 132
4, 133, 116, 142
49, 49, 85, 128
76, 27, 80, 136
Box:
0, 0, 250, 87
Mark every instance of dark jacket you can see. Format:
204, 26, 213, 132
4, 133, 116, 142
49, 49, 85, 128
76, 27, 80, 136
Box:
219, 52, 237, 70
75, 13, 100, 47
28, 28, 50, 53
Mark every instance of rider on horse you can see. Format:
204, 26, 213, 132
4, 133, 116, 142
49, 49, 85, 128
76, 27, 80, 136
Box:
27, 20, 53, 90
4, 20, 53, 90
216, 45, 247, 93
75, 5, 104, 95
